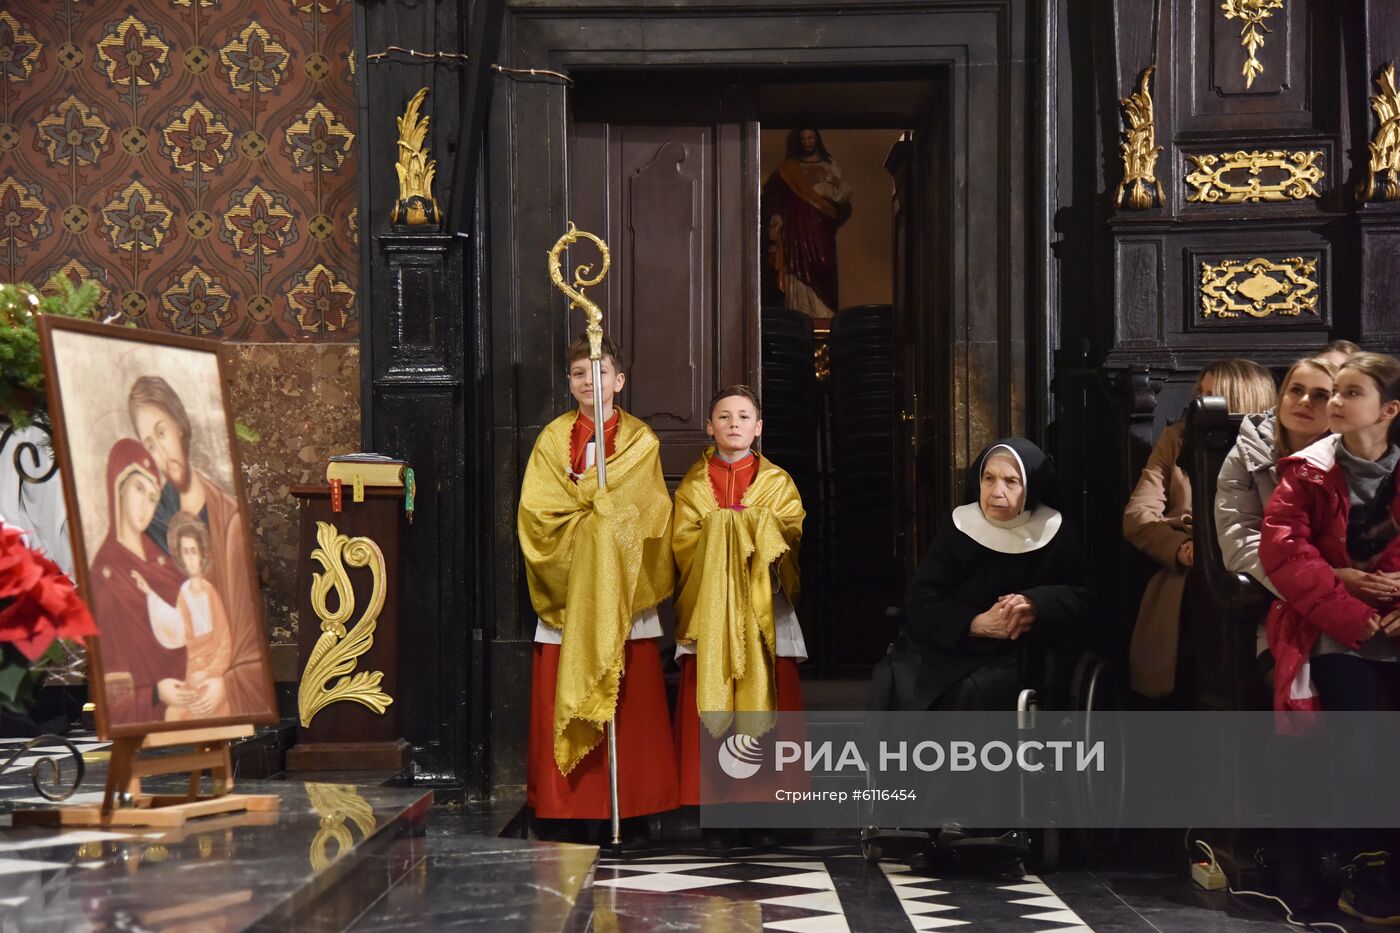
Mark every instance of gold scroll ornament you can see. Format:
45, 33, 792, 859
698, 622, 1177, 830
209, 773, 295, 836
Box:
1199, 256, 1319, 319
1185, 149, 1323, 203
1116, 66, 1164, 211
297, 521, 393, 727
306, 782, 376, 871
1221, 0, 1284, 89
391, 87, 440, 225
1359, 64, 1400, 203
547, 221, 611, 361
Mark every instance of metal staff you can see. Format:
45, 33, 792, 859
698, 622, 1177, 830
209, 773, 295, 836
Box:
547, 222, 622, 846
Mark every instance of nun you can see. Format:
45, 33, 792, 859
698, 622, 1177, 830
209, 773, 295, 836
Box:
871, 438, 1091, 712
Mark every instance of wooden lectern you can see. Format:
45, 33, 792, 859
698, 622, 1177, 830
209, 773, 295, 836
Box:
286, 486, 408, 771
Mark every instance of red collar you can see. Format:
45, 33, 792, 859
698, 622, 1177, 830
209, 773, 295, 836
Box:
709, 450, 757, 472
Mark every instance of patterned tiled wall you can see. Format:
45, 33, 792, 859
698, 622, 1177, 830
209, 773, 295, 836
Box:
0, 0, 358, 340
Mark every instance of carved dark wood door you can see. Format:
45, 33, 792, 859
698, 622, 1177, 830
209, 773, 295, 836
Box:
570, 109, 759, 480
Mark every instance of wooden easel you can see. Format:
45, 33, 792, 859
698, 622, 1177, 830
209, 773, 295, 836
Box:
13, 725, 280, 828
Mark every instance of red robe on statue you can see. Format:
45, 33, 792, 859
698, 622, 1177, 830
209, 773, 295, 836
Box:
674, 450, 805, 806
525, 410, 681, 820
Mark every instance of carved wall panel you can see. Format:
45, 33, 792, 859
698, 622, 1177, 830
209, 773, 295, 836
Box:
1193, 252, 1324, 325
1177, 0, 1321, 131
1182, 148, 1325, 204
1114, 239, 1164, 346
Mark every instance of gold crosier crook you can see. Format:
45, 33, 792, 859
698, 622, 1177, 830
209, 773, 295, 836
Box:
546, 222, 624, 848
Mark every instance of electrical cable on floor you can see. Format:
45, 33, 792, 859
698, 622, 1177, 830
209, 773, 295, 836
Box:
1193, 838, 1347, 933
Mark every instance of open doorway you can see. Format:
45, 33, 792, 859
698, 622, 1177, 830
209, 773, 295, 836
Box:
567, 71, 952, 686
757, 123, 903, 681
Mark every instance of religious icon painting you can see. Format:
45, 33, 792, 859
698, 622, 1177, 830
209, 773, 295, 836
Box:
38, 317, 276, 738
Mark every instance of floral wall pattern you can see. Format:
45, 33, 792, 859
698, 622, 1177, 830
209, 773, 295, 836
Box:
0, 0, 358, 341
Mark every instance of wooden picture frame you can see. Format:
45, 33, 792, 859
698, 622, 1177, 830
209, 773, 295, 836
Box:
38, 317, 276, 740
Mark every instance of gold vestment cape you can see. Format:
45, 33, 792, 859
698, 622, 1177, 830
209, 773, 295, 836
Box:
517, 410, 674, 774
672, 449, 804, 737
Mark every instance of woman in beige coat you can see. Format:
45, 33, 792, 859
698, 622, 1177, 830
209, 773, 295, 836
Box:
1124, 360, 1276, 698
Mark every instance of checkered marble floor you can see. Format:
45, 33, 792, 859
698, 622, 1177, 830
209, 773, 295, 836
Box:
881, 864, 1090, 931
592, 844, 1094, 933
596, 845, 854, 932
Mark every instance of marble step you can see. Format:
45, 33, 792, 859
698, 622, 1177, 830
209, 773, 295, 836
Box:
0, 779, 433, 932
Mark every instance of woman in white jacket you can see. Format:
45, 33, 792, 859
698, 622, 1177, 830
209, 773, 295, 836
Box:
1214, 357, 1337, 652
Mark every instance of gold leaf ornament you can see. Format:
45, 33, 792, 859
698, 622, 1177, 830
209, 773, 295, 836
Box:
1359, 63, 1400, 202
392, 87, 439, 225
1116, 66, 1164, 211
1200, 256, 1318, 319
297, 521, 393, 727
1185, 149, 1323, 203
1221, 0, 1284, 90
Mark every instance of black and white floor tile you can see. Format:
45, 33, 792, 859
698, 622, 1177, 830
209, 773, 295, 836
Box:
881, 864, 1091, 931
594, 844, 1103, 933
596, 845, 853, 932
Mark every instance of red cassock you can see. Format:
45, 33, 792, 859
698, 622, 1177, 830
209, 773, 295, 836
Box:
674, 451, 805, 806
526, 410, 681, 819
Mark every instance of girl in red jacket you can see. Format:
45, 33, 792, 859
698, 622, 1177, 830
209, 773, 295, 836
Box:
1260, 351, 1400, 714
1259, 352, 1400, 923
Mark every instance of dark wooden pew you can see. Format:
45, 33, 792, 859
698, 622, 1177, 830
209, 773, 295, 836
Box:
1178, 396, 1272, 711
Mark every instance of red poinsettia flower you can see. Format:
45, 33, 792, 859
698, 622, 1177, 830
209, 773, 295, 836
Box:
0, 523, 97, 662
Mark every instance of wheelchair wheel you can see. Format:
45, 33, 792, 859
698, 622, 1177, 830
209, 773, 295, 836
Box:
862, 838, 883, 863
1068, 653, 1125, 860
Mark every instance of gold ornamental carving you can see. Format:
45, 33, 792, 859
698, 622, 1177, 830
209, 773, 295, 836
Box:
1221, 0, 1284, 89
1116, 66, 1164, 211
1199, 256, 1319, 320
391, 87, 440, 225
306, 783, 376, 871
297, 521, 393, 728
1359, 64, 1400, 202
1184, 149, 1323, 203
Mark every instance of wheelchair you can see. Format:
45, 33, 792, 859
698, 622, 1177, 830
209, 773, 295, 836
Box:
859, 629, 1122, 874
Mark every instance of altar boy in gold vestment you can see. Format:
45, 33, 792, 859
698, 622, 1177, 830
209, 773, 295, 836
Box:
517, 336, 679, 834
671, 385, 807, 807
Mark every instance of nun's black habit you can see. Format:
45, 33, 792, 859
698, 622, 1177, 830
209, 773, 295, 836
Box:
870, 438, 1091, 711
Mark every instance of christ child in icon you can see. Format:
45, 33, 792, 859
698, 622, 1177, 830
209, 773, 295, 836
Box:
132, 512, 235, 721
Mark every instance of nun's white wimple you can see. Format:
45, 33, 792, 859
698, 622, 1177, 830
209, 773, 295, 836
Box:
955, 444, 1062, 553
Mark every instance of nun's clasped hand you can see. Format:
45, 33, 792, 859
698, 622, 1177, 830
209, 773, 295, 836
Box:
969, 593, 1036, 640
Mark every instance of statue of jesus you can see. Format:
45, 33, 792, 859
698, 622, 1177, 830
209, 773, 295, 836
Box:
762, 128, 853, 320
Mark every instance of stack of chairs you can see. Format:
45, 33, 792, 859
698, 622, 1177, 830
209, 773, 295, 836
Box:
759, 306, 821, 513
827, 304, 897, 598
